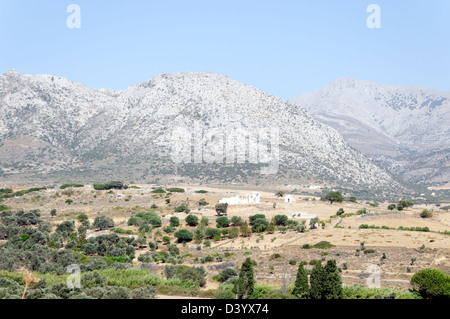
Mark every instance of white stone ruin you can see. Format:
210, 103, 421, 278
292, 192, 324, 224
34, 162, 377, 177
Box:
284, 195, 295, 203
219, 192, 261, 205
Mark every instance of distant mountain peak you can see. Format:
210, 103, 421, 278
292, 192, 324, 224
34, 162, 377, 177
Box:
0, 71, 403, 193
289, 79, 450, 186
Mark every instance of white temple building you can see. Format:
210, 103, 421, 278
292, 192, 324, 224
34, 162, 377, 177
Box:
219, 192, 261, 205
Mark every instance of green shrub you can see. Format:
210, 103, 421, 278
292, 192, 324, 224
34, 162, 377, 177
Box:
174, 205, 189, 213
163, 226, 176, 234
93, 216, 115, 230
94, 181, 126, 190
174, 229, 193, 243
205, 228, 221, 239
410, 269, 450, 299
198, 199, 209, 206
272, 215, 289, 226
249, 214, 266, 225
420, 209, 433, 218
60, 184, 84, 189
216, 217, 230, 228
251, 219, 269, 233
185, 215, 199, 226
313, 241, 335, 249
166, 188, 185, 193
230, 216, 243, 226
170, 216, 180, 227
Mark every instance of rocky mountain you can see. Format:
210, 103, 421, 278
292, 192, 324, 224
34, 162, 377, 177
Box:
0, 70, 405, 193
289, 78, 450, 187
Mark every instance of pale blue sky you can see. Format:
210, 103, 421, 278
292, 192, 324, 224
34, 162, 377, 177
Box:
0, 0, 449, 98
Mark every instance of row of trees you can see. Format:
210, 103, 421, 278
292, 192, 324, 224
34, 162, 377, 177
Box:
232, 258, 343, 299
292, 260, 343, 299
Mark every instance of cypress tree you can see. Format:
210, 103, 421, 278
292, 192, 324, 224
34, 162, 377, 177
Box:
292, 262, 309, 299
309, 262, 325, 299
233, 257, 255, 299
323, 259, 343, 299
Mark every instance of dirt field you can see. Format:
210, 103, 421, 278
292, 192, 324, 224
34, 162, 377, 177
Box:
2, 183, 449, 292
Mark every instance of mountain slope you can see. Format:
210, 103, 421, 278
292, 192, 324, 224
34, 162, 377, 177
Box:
0, 71, 403, 193
289, 78, 450, 186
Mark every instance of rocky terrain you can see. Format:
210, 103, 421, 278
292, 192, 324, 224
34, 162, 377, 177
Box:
289, 78, 450, 187
0, 71, 403, 193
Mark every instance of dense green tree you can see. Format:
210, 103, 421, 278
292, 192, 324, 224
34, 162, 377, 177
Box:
56, 221, 75, 234
233, 258, 255, 299
230, 216, 243, 226
292, 262, 309, 299
323, 192, 344, 205
219, 267, 238, 282
215, 203, 228, 216
185, 214, 199, 226
169, 216, 180, 227
275, 191, 285, 198
77, 213, 88, 223
216, 217, 230, 228
249, 214, 266, 225
272, 215, 289, 226
205, 228, 221, 239
174, 229, 193, 243
322, 260, 343, 299
251, 219, 269, 233
93, 216, 115, 230
309, 262, 325, 299
200, 216, 209, 226
309, 217, 319, 229
239, 222, 252, 237
420, 209, 433, 218
410, 269, 450, 299
398, 200, 414, 209
266, 222, 276, 234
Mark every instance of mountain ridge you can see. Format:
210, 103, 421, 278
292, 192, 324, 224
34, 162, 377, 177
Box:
289, 78, 450, 186
0, 71, 406, 195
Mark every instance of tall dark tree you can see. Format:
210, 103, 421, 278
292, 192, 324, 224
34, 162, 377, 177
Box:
309, 262, 325, 299
233, 258, 255, 299
322, 259, 343, 299
215, 203, 228, 216
323, 192, 344, 205
292, 263, 309, 299
275, 191, 285, 198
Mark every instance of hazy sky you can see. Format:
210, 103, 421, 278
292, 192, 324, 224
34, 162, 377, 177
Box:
1, 0, 449, 98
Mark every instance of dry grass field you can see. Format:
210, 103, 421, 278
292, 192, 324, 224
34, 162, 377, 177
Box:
1, 183, 449, 294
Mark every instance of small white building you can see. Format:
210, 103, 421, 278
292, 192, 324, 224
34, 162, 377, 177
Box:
219, 192, 260, 205
285, 195, 295, 203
